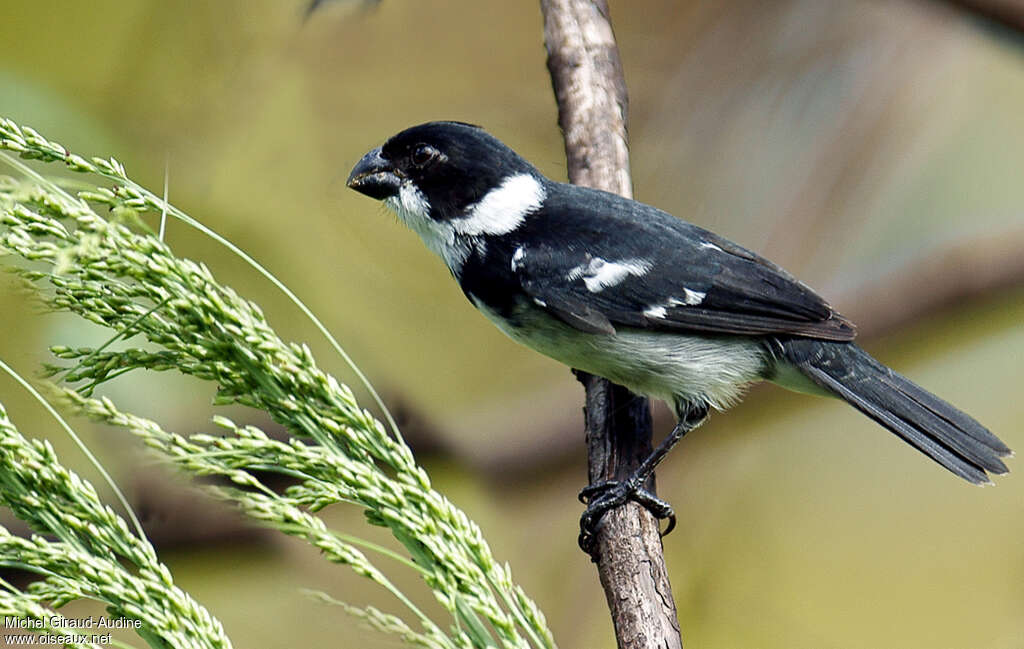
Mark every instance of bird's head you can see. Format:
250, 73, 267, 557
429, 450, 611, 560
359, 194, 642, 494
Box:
347, 121, 545, 229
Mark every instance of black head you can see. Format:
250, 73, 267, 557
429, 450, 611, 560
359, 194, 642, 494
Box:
347, 121, 538, 220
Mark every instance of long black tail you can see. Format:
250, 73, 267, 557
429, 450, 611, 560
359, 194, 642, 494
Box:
781, 339, 1011, 484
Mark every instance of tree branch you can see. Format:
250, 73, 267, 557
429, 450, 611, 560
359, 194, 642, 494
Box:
540, 1, 683, 647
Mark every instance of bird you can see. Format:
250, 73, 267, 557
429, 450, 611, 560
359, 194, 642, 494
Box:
347, 120, 1011, 548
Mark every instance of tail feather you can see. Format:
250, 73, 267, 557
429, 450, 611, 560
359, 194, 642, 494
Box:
781, 339, 1011, 484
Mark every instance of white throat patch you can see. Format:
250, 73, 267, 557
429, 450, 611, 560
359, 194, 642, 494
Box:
385, 183, 470, 273
452, 173, 546, 236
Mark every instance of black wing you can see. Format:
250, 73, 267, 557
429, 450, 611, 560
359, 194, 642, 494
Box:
514, 184, 856, 341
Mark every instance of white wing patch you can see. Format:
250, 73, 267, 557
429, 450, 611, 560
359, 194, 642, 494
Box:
567, 257, 653, 293
680, 288, 706, 305
453, 173, 546, 236
511, 246, 526, 272
644, 289, 707, 320
662, 290, 706, 307
699, 241, 723, 253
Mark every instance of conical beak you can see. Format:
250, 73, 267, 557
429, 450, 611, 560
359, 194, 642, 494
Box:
347, 147, 401, 200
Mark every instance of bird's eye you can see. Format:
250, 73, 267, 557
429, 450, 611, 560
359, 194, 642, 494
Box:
411, 144, 441, 167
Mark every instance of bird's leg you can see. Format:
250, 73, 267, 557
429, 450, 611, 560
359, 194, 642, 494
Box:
578, 403, 709, 553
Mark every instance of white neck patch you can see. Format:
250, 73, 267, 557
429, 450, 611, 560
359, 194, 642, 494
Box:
452, 173, 546, 236
386, 183, 470, 274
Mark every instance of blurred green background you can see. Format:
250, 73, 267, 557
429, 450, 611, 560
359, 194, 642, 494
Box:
1, 1, 1022, 647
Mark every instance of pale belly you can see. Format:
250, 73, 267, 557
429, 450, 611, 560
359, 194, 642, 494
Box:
474, 300, 772, 412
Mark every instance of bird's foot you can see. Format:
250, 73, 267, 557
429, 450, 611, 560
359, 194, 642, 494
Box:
577, 479, 676, 557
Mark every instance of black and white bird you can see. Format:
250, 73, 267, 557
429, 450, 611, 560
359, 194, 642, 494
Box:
347, 121, 1011, 542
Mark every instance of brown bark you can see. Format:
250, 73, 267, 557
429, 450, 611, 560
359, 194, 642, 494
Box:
540, 1, 683, 648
